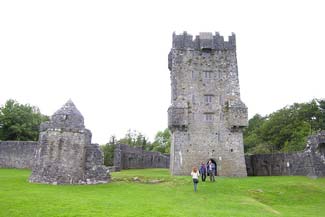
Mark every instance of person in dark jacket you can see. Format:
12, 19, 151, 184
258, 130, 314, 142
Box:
199, 161, 207, 182
208, 160, 215, 182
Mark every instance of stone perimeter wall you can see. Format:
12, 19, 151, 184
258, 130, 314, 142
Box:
0, 142, 170, 171
2, 137, 324, 177
114, 144, 170, 171
245, 132, 325, 177
0, 141, 37, 169
245, 152, 325, 177
0, 141, 108, 171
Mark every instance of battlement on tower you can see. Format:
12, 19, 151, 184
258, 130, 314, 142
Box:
172, 32, 236, 51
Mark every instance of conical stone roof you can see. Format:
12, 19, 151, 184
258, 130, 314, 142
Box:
41, 100, 85, 131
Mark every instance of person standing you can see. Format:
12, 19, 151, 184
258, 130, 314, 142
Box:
208, 160, 215, 182
199, 161, 207, 182
191, 166, 200, 192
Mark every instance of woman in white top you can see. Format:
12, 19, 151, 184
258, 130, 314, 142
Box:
191, 166, 200, 192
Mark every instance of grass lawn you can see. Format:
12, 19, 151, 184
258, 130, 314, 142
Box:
0, 168, 324, 217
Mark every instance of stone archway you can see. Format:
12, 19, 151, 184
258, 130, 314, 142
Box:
317, 143, 325, 155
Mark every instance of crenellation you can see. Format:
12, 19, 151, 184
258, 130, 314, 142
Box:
172, 32, 236, 51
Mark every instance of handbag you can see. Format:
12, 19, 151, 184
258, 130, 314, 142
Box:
193, 178, 199, 183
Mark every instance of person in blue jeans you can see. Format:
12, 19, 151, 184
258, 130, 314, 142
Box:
208, 160, 215, 182
191, 166, 200, 192
199, 161, 207, 182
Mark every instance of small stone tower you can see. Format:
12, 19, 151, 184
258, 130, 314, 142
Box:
29, 100, 110, 184
168, 32, 248, 176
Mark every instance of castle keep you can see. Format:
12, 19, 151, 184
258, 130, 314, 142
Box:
168, 32, 248, 176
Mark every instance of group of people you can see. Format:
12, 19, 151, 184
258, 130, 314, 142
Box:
190, 160, 216, 192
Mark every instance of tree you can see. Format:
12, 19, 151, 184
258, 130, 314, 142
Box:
151, 128, 171, 154
243, 114, 266, 153
243, 98, 325, 154
317, 99, 325, 130
260, 107, 310, 152
100, 135, 116, 166
117, 129, 151, 149
0, 99, 49, 141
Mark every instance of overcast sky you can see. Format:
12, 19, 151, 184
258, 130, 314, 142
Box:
1, 0, 324, 144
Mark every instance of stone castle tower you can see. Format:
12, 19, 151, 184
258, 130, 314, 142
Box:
168, 32, 248, 176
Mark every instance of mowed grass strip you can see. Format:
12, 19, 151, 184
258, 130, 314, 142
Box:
0, 168, 324, 217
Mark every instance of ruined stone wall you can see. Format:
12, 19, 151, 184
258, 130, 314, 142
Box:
30, 129, 91, 184
246, 132, 325, 177
114, 144, 170, 171
0, 141, 37, 168
29, 100, 109, 184
168, 32, 247, 176
246, 153, 309, 176
245, 152, 325, 177
84, 143, 109, 183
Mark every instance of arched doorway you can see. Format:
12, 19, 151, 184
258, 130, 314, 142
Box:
206, 158, 217, 176
317, 143, 325, 155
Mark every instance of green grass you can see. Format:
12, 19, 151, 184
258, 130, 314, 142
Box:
0, 169, 325, 217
